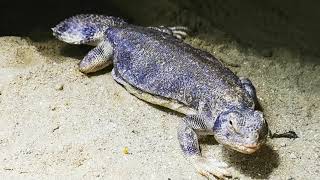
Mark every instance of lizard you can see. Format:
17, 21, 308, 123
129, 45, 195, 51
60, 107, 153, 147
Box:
52, 14, 268, 179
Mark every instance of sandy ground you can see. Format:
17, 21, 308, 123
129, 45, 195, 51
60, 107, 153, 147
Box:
0, 24, 319, 180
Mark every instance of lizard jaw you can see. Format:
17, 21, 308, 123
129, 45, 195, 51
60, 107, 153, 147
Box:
234, 143, 261, 154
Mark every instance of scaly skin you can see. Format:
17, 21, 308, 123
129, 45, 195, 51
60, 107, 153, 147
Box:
52, 14, 268, 179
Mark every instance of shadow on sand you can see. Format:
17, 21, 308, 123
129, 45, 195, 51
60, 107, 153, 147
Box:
224, 144, 279, 179
201, 136, 279, 179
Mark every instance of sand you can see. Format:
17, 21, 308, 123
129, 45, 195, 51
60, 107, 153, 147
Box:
0, 23, 319, 179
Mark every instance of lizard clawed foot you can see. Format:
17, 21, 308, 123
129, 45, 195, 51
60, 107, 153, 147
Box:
191, 156, 232, 179
148, 26, 189, 39
168, 26, 189, 39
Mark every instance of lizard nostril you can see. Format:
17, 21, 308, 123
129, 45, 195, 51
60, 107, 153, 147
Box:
245, 133, 259, 142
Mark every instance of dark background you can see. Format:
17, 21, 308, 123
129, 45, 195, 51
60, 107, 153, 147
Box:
1, 0, 320, 56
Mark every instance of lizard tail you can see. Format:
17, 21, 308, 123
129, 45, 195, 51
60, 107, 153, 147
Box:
52, 14, 127, 46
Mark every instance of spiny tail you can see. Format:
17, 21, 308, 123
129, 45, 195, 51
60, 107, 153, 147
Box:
52, 14, 127, 45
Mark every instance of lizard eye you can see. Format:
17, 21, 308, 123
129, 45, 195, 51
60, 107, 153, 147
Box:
228, 119, 235, 130
228, 118, 240, 133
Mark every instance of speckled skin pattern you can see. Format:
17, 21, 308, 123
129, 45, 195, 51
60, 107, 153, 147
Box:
52, 14, 268, 179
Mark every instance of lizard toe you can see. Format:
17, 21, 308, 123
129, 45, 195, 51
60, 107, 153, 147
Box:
193, 156, 232, 179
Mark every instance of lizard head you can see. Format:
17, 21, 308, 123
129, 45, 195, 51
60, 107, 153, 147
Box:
213, 108, 268, 154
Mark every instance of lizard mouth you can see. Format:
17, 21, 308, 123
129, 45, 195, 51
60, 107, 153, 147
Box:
234, 137, 267, 154
223, 142, 261, 154
237, 144, 260, 154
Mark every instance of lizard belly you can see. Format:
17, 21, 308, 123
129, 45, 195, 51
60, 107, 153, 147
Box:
111, 69, 197, 115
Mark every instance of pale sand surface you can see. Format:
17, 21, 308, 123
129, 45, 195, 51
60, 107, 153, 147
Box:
0, 28, 319, 179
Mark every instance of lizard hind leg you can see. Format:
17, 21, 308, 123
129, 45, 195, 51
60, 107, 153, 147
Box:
79, 41, 113, 73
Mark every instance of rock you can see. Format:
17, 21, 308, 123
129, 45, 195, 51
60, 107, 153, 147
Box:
289, 153, 297, 159
50, 106, 56, 111
280, 142, 287, 147
54, 84, 64, 91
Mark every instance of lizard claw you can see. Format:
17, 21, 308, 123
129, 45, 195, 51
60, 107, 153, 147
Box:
148, 26, 189, 39
168, 26, 189, 39
192, 156, 232, 179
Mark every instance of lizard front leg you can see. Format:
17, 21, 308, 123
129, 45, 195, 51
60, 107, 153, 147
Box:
148, 26, 189, 39
178, 115, 231, 179
240, 77, 258, 106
